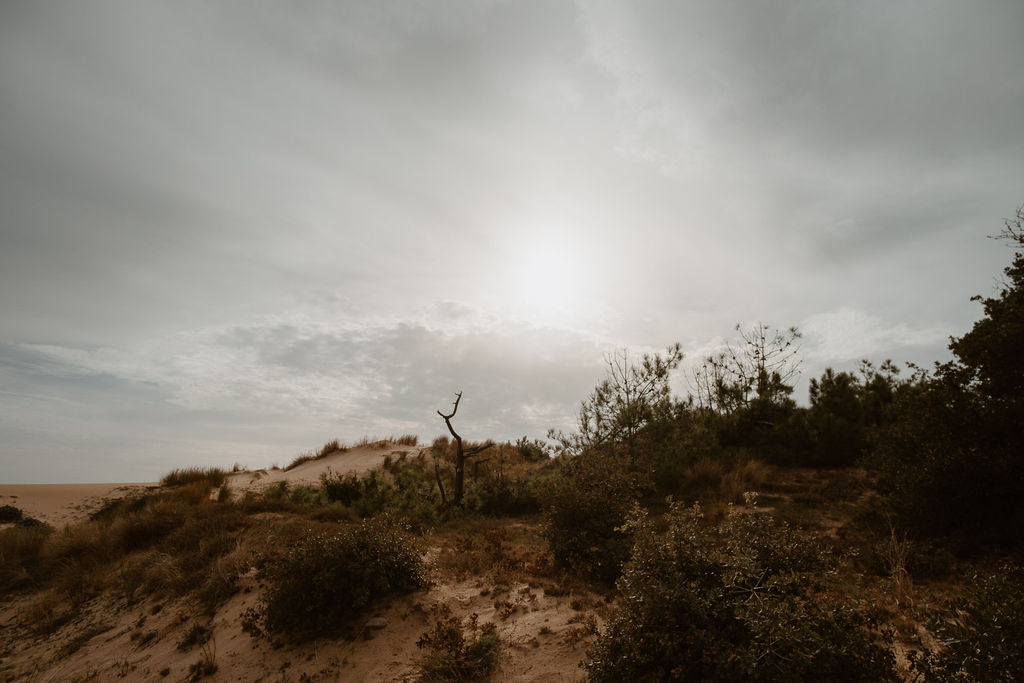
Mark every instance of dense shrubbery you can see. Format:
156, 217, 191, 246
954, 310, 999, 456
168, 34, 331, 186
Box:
868, 212, 1024, 550
541, 453, 638, 584
910, 564, 1024, 681
586, 503, 898, 682
245, 515, 425, 640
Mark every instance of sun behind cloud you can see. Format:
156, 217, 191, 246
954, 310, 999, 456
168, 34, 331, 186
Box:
508, 235, 587, 324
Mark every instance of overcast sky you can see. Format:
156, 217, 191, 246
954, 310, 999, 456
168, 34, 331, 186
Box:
2, 1, 1022, 483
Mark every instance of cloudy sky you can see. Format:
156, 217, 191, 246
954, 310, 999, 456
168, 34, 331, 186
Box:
2, 1, 1022, 483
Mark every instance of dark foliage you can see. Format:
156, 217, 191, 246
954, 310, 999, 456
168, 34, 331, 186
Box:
0, 505, 23, 523
869, 210, 1024, 550
586, 504, 898, 682
910, 564, 1024, 681
541, 453, 638, 584
245, 515, 425, 641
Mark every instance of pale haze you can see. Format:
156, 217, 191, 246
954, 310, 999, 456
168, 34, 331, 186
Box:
2, 1, 1022, 483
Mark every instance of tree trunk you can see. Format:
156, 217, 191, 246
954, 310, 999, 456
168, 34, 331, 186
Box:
437, 392, 494, 506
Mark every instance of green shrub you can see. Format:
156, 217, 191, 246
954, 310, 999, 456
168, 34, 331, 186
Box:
542, 453, 638, 584
585, 504, 898, 682
319, 471, 363, 506
245, 515, 425, 641
416, 607, 501, 682
910, 564, 1024, 682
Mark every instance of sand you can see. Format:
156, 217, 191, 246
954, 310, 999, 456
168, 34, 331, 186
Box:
0, 442, 601, 681
0, 443, 414, 528
0, 483, 156, 527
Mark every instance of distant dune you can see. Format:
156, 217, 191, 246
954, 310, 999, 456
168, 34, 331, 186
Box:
0, 442, 415, 528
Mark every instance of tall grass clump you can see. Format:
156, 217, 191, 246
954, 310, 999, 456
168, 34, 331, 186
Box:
161, 467, 226, 489
244, 515, 425, 641
586, 503, 898, 682
0, 524, 53, 591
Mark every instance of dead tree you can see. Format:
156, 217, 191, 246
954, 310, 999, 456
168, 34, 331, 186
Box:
437, 391, 494, 506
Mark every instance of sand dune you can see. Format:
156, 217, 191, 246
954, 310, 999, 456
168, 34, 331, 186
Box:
0, 443, 423, 528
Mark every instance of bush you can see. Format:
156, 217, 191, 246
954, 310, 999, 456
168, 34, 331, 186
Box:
585, 504, 898, 682
476, 477, 540, 517
245, 515, 425, 640
910, 564, 1024, 682
416, 607, 501, 681
542, 453, 637, 584
0, 505, 23, 523
161, 467, 226, 489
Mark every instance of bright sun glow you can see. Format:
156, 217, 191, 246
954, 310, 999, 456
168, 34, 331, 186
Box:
511, 238, 584, 323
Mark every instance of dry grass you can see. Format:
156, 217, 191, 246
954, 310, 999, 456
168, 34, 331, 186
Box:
161, 467, 226, 489
285, 438, 354, 470
719, 459, 770, 504
284, 452, 317, 471
684, 457, 724, 492
887, 526, 914, 610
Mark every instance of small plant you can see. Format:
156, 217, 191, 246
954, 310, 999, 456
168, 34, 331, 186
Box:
416, 606, 501, 682
177, 623, 211, 651
244, 516, 425, 641
395, 434, 419, 446
886, 526, 913, 609
188, 639, 217, 680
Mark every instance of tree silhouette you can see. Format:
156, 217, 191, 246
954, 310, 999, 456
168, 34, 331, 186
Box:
437, 392, 494, 506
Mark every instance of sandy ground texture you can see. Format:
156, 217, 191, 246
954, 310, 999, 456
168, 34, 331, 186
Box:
224, 443, 421, 495
2, 568, 604, 682
0, 483, 156, 527
1, 441, 604, 681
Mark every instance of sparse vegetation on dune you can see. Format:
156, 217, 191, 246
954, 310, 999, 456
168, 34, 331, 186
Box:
160, 467, 226, 488
4, 214, 1023, 680
416, 606, 502, 682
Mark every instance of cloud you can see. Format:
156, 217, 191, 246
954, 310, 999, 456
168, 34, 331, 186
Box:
0, 305, 614, 480
802, 307, 948, 364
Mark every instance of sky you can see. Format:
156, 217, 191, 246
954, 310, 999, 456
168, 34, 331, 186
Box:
2, 1, 1022, 483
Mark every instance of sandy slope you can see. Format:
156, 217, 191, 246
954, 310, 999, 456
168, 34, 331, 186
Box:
1, 442, 602, 681
0, 483, 156, 527
224, 443, 422, 495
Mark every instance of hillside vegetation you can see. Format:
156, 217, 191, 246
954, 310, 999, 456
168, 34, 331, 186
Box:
1, 210, 1022, 681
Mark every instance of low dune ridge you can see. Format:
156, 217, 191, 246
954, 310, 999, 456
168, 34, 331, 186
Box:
0, 442, 423, 529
